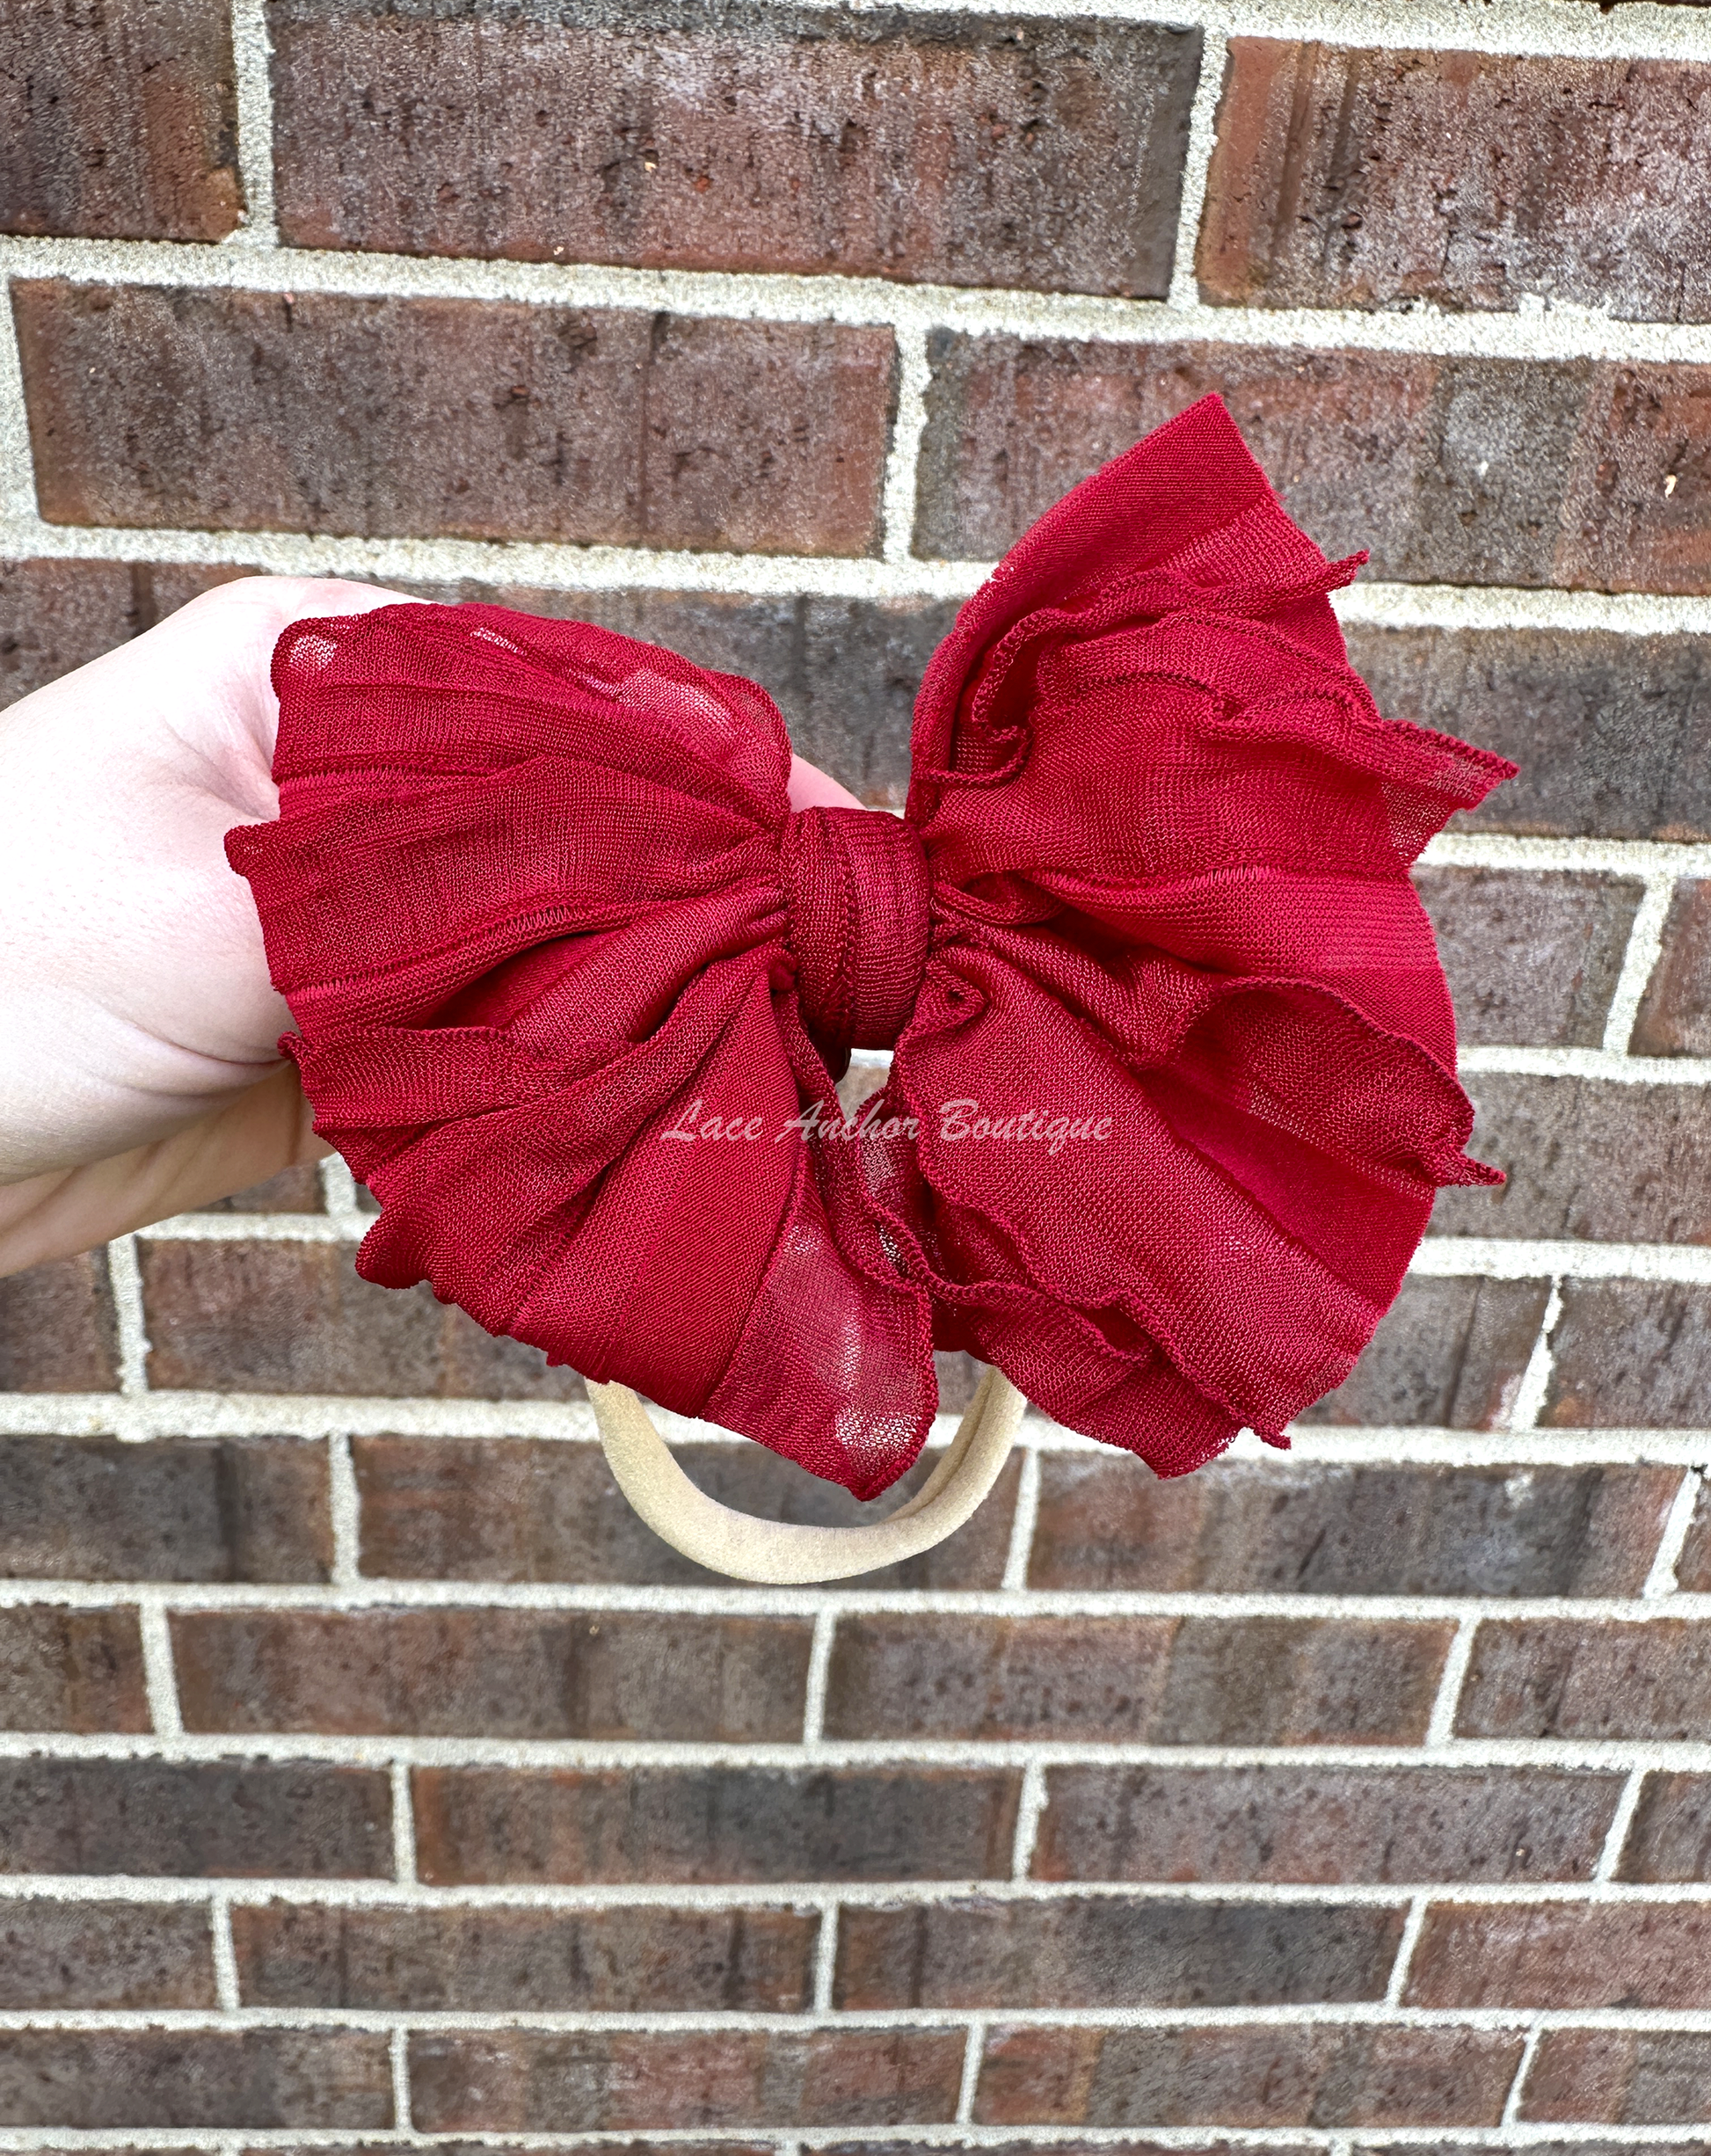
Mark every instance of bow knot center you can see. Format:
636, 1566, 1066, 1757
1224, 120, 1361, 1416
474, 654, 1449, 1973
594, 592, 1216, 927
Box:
778, 806, 930, 1071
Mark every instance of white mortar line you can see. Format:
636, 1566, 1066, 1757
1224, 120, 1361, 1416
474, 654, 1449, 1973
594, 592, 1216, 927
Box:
1601, 876, 1678, 1054
812, 1905, 839, 2014
0, 270, 37, 521
1500, 2023, 1542, 2128
208, 1895, 241, 2011
1338, 579, 1711, 640
318, 1154, 369, 1228
881, 321, 931, 565
1009, 1761, 1049, 1880
1457, 1047, 1711, 1086
1166, 27, 1226, 314
0, 1731, 1703, 1773
1383, 1893, 1430, 2008
391, 1762, 419, 1886
1425, 1621, 1478, 1748
12, 1576, 1711, 1621
105, 1235, 152, 1417
1422, 835, 1711, 878
327, 1431, 363, 1587
0, 2132, 1704, 2154
390, 2024, 412, 2132
801, 1609, 837, 1744
137, 1604, 184, 1737
1503, 1282, 1562, 1437
1593, 1767, 1647, 1884
1000, 1446, 1041, 1593
226, 0, 279, 248
1643, 1468, 1704, 1599
954, 2017, 987, 2124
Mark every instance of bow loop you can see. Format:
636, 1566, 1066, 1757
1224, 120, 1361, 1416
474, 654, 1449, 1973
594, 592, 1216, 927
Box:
231, 395, 1517, 1498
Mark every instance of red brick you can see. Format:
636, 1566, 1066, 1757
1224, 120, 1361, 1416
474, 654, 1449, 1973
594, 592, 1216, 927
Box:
1543, 1283, 1711, 1426
1677, 1476, 1711, 1592
270, 2, 1199, 298
0, 2031, 392, 2128
916, 332, 1711, 593
0, 1436, 331, 1581
414, 1765, 1019, 1884
1524, 2029, 1711, 2123
0, 1899, 214, 2007
234, 1901, 812, 2011
197, 1164, 324, 1213
15, 281, 894, 557
1030, 1456, 1668, 1596
1635, 878, 1711, 1055
975, 2021, 1520, 2127
825, 1615, 1450, 1744
1198, 43, 1711, 322
171, 1608, 811, 1740
140, 1242, 585, 1399
353, 1435, 1017, 1591
1031, 1766, 1620, 1885
0, 559, 246, 710
1460, 1619, 1711, 1739
1346, 624, 1711, 842
1432, 1074, 1711, 1241
836, 1896, 1404, 2009
0, 1759, 390, 1876
0, 1250, 119, 1389
1618, 1772, 1711, 1881
0, 1605, 148, 1731
1292, 1278, 1548, 1431
1413, 869, 1643, 1048
0, 0, 241, 241
1406, 1901, 1711, 2008
409, 2029, 964, 2131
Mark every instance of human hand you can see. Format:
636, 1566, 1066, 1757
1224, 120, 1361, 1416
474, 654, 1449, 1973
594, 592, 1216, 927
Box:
0, 576, 859, 1275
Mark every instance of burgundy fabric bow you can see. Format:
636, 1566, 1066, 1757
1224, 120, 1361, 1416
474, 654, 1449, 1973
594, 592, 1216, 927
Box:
229, 396, 1513, 1498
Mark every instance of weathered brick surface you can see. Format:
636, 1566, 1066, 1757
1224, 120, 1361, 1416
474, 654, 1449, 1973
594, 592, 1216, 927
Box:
0, 2031, 393, 2128
1029, 1456, 1671, 1596
0, 0, 241, 241
413, 1765, 1020, 1883
1432, 1074, 1711, 1241
0, 1759, 391, 1877
0, 1249, 120, 1390
0, 560, 251, 709
171, 1609, 811, 1739
412, 585, 958, 807
0, 1899, 215, 2008
0, 1435, 331, 1580
1635, 878, 1711, 1054
197, 1164, 324, 1213
269, 2, 1199, 298
916, 334, 1711, 592
0, 1606, 149, 1731
1293, 1277, 1549, 1431
409, 2029, 965, 2131
1030, 1766, 1620, 1885
1413, 869, 1643, 1048
353, 1435, 1017, 1590
1524, 2029, 1711, 2123
825, 1616, 1449, 1744
1676, 1477, 1711, 1592
1543, 1282, 1711, 1426
974, 2021, 1521, 2127
1458, 1619, 1711, 1740
1619, 1772, 1711, 1881
1346, 625, 1711, 841
140, 1242, 586, 1398
1198, 43, 1711, 321
1405, 1901, 1711, 2008
233, 1901, 813, 2011
15, 282, 895, 557
836, 1897, 1405, 2009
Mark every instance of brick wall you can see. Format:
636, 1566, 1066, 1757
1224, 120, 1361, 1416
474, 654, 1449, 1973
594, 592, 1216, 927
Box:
4, 0, 1711, 2149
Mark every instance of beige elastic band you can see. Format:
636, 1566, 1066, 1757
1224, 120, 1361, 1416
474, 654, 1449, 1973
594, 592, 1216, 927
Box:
589, 1366, 1026, 1584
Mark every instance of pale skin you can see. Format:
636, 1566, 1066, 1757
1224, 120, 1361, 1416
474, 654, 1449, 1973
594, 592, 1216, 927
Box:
0, 575, 861, 1278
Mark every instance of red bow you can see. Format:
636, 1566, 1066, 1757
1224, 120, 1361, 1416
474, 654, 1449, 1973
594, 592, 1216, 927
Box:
229, 397, 1511, 1498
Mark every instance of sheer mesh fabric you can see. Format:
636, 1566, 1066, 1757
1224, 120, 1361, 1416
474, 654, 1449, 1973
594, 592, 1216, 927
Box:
229, 396, 1513, 1498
